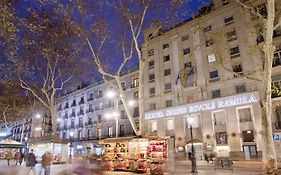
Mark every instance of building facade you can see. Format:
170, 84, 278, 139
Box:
142, 0, 281, 161
55, 69, 139, 154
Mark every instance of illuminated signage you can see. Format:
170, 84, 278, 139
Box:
144, 92, 259, 120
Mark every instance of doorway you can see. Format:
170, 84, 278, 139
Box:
243, 145, 257, 160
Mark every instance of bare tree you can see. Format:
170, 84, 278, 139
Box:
1, 1, 88, 135
77, 0, 193, 135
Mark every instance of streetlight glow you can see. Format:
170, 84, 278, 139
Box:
57, 118, 62, 122
106, 90, 116, 98
188, 117, 194, 125
35, 127, 42, 131
128, 100, 135, 107
105, 113, 112, 119
24, 137, 28, 141
35, 113, 41, 119
112, 112, 120, 117
70, 131, 74, 137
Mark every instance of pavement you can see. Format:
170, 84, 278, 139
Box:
0, 159, 269, 175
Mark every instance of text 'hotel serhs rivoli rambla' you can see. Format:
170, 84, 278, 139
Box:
144, 92, 259, 120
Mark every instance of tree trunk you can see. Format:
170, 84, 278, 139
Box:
115, 76, 139, 135
261, 1, 277, 174
50, 100, 57, 135
138, 58, 145, 135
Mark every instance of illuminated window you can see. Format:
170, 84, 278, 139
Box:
151, 121, 157, 132
216, 132, 228, 144
167, 119, 174, 131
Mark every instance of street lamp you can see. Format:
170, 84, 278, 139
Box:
188, 117, 197, 173
69, 131, 74, 157
128, 99, 135, 107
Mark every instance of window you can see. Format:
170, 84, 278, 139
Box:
230, 46, 240, 58
97, 128, 102, 139
182, 35, 189, 41
166, 100, 173, 107
149, 88, 155, 97
227, 30, 237, 42
133, 107, 139, 118
108, 126, 113, 137
119, 124, 125, 136
210, 70, 219, 79
233, 64, 243, 77
213, 111, 226, 126
149, 60, 154, 69
164, 83, 172, 93
163, 55, 170, 62
149, 103, 156, 110
148, 49, 154, 56
132, 77, 139, 88
98, 90, 103, 98
121, 82, 126, 90
252, 4, 267, 20
163, 43, 169, 49
273, 48, 281, 67
79, 117, 83, 125
204, 25, 212, 32
224, 16, 234, 25
167, 119, 174, 131
164, 69, 171, 76
183, 48, 191, 55
239, 108, 252, 122
205, 39, 214, 47
151, 121, 157, 132
212, 89, 221, 98
242, 130, 254, 142
98, 101, 103, 109
216, 132, 228, 144
120, 110, 126, 119
186, 115, 200, 128
208, 54, 216, 62
87, 129, 92, 138
184, 62, 192, 68
236, 84, 246, 93
133, 91, 139, 98
149, 74, 155, 83
78, 130, 82, 139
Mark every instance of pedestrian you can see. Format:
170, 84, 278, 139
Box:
204, 153, 209, 163
14, 151, 21, 165
25, 149, 37, 175
5, 150, 13, 166
40, 151, 53, 175
19, 151, 24, 165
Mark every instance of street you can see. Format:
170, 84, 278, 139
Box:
0, 159, 266, 175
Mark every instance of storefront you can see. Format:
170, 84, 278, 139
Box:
29, 135, 68, 163
144, 91, 262, 161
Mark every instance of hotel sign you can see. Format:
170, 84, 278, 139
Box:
144, 92, 259, 120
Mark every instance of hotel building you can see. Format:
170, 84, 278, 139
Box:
141, 0, 281, 160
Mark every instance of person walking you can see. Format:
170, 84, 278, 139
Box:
40, 151, 53, 175
5, 150, 13, 166
19, 151, 24, 165
14, 151, 21, 165
25, 149, 37, 175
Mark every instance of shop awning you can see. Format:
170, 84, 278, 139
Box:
29, 135, 68, 144
0, 139, 24, 148
99, 135, 169, 144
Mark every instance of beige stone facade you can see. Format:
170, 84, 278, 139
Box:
142, 0, 281, 161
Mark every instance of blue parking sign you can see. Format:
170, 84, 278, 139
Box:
273, 134, 280, 141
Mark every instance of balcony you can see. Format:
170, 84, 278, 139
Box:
274, 122, 281, 130
77, 123, 84, 128
79, 100, 84, 105
70, 124, 75, 129
86, 108, 94, 113
70, 113, 76, 117
71, 103, 76, 107
64, 105, 69, 109
87, 97, 94, 102
77, 111, 84, 116
64, 114, 68, 118
58, 106, 62, 111
85, 121, 93, 126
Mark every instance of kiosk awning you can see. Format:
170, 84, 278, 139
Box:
29, 135, 68, 144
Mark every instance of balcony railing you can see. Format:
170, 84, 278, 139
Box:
71, 103, 76, 107
77, 111, 84, 115
79, 100, 84, 105
70, 113, 76, 117
87, 97, 94, 102
86, 108, 94, 113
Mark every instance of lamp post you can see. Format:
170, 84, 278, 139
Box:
69, 131, 74, 157
188, 117, 197, 173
